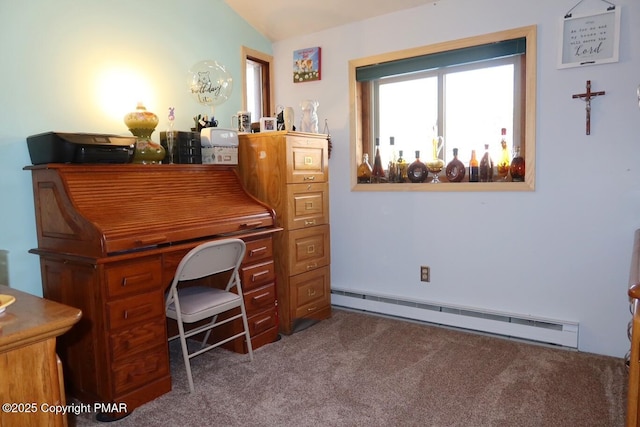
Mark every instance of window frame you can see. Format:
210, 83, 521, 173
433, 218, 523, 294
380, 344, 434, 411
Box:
348, 25, 537, 192
241, 46, 274, 119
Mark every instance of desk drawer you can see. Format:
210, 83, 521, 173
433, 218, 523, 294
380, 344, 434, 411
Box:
243, 237, 273, 264
107, 291, 165, 330
105, 257, 162, 298
247, 307, 277, 336
288, 225, 330, 275
287, 183, 329, 230
291, 266, 330, 319
112, 344, 169, 395
286, 136, 328, 183
109, 319, 167, 361
240, 260, 275, 292
244, 283, 276, 312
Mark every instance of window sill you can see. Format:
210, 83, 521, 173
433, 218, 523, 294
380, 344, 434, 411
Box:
352, 180, 534, 192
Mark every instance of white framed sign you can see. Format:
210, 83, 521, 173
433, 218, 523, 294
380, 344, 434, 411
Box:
558, 7, 620, 69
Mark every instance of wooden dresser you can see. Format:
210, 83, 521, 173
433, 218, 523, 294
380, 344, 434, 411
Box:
628, 229, 640, 427
0, 284, 81, 427
238, 131, 331, 334
25, 164, 281, 418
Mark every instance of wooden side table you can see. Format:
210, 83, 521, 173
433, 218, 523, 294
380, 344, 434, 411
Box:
0, 285, 81, 427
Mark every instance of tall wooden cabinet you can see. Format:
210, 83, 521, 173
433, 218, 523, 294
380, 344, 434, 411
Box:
238, 131, 331, 334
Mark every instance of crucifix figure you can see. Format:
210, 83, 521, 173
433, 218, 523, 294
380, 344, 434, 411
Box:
572, 80, 605, 135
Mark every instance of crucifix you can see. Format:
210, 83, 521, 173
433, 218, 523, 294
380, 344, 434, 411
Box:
572, 80, 605, 135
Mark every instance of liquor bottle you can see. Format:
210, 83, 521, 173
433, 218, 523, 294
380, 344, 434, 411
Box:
407, 150, 428, 183
469, 150, 479, 182
510, 146, 525, 182
496, 128, 510, 181
371, 138, 385, 183
479, 144, 494, 182
445, 148, 466, 182
396, 150, 408, 183
387, 136, 397, 183
357, 153, 372, 183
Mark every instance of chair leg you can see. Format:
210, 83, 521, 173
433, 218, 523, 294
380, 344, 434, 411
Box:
177, 317, 195, 393
240, 301, 254, 361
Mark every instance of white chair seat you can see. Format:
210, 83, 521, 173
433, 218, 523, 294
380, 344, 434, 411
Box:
167, 286, 241, 322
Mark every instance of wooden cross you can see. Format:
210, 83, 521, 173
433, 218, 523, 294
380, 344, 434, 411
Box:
572, 80, 605, 135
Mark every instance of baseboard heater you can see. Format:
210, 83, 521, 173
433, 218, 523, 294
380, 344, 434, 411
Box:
331, 288, 579, 348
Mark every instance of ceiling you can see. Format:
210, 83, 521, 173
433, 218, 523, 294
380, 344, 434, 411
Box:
223, 0, 440, 42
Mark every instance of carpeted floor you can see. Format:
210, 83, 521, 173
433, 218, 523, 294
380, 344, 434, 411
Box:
72, 308, 627, 427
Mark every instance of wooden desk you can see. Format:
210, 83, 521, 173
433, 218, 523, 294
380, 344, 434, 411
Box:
0, 285, 81, 427
26, 164, 280, 414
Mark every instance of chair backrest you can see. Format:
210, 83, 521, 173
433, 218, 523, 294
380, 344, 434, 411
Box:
174, 239, 246, 283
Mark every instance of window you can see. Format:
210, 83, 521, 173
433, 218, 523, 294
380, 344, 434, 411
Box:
349, 26, 536, 191
241, 46, 274, 122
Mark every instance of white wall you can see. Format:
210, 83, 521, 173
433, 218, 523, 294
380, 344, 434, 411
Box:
0, 0, 271, 296
272, 0, 640, 357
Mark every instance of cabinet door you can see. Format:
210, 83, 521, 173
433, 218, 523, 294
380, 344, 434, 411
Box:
286, 182, 329, 230
288, 225, 330, 276
291, 266, 331, 319
286, 136, 328, 184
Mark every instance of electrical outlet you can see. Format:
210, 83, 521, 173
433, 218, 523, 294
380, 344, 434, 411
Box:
420, 266, 430, 282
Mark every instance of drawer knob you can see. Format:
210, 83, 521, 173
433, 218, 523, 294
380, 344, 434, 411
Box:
306, 262, 318, 270
303, 175, 315, 181
304, 219, 316, 226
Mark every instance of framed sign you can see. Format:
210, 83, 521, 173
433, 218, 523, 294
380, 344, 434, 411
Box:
293, 47, 321, 83
558, 8, 620, 69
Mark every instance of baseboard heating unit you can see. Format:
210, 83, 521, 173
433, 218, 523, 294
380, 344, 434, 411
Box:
331, 288, 579, 348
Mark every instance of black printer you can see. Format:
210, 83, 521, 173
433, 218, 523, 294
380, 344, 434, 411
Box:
26, 132, 136, 165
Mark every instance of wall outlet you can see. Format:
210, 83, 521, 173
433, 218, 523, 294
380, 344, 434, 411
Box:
420, 266, 430, 282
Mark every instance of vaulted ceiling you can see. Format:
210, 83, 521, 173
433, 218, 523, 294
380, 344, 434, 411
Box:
223, 0, 441, 42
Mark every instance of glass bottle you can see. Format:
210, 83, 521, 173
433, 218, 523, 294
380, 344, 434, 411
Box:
396, 150, 408, 183
371, 138, 385, 183
425, 136, 445, 184
357, 153, 373, 183
445, 148, 466, 182
510, 146, 525, 182
387, 136, 397, 183
496, 128, 510, 181
407, 150, 428, 183
479, 144, 494, 182
469, 150, 479, 182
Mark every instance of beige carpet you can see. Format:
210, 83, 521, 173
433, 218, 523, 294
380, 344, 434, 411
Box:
72, 308, 627, 427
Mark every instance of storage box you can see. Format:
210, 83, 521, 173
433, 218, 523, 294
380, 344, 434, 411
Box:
200, 128, 238, 165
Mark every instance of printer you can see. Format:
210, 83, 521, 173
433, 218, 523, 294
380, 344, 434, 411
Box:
26, 132, 136, 165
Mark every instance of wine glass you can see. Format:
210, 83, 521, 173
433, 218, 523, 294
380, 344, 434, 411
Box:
426, 161, 444, 183
426, 136, 444, 183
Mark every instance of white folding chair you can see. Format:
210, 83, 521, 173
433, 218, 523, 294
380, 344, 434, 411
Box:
165, 238, 254, 393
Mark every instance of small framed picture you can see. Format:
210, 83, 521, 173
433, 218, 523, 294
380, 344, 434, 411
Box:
260, 117, 277, 132
293, 46, 321, 83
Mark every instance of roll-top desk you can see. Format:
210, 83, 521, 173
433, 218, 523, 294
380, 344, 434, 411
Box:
25, 163, 281, 416
238, 131, 331, 334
